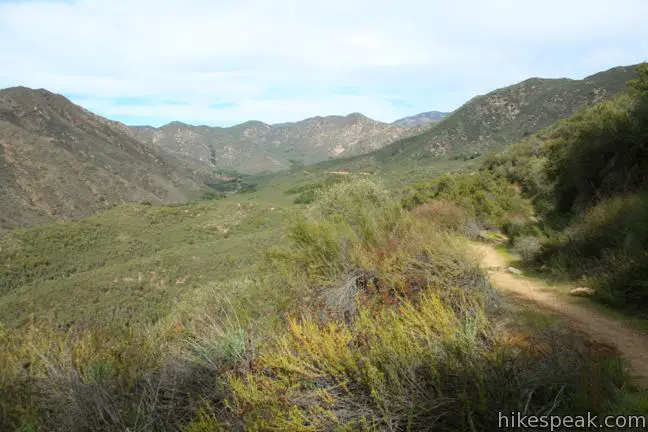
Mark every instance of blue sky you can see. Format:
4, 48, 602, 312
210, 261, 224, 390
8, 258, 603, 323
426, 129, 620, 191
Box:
0, 0, 647, 127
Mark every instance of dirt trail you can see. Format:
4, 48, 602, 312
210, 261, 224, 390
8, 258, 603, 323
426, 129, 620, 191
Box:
472, 243, 648, 388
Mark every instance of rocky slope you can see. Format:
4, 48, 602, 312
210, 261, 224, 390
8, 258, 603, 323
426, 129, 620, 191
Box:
0, 87, 213, 233
131, 113, 421, 173
370, 65, 639, 162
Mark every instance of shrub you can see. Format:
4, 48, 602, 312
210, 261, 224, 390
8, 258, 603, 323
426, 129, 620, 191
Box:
293, 190, 316, 204
228, 290, 631, 431
310, 178, 401, 249
545, 64, 648, 214
513, 235, 542, 261
537, 191, 648, 311
410, 199, 469, 232
403, 171, 534, 230
0, 299, 253, 432
266, 180, 498, 322
200, 190, 224, 201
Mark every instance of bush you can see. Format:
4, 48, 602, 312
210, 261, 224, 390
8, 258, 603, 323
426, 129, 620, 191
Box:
200, 190, 224, 201
512, 235, 542, 261
228, 290, 631, 431
409, 199, 469, 232
481, 141, 554, 216
293, 190, 316, 204
0, 301, 251, 432
266, 179, 498, 322
310, 178, 401, 248
403, 171, 534, 230
545, 64, 648, 214
537, 191, 648, 311
227, 191, 637, 429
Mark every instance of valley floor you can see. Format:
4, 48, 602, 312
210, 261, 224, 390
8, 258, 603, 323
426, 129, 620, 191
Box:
473, 243, 648, 388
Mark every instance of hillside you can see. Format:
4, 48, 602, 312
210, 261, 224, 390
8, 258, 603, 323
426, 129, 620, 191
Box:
299, 65, 639, 175
131, 113, 422, 173
393, 110, 449, 127
0, 87, 214, 233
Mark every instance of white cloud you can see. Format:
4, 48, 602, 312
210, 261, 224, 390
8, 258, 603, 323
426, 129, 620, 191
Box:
0, 0, 646, 126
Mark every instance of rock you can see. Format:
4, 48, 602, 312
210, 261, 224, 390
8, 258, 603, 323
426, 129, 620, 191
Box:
569, 287, 596, 297
507, 267, 523, 275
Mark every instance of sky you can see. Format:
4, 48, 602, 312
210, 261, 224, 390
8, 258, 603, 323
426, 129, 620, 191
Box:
0, 0, 647, 127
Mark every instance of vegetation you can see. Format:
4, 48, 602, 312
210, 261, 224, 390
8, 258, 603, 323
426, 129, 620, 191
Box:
546, 66, 648, 214
206, 179, 258, 195
403, 171, 534, 232
419, 64, 648, 316
284, 174, 349, 204
228, 181, 637, 430
449, 151, 481, 161
0, 200, 289, 329
528, 64, 648, 313
1, 179, 642, 431
199, 190, 225, 201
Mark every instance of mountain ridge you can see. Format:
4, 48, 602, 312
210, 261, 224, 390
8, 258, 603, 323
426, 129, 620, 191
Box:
0, 87, 213, 233
0, 63, 641, 233
302, 64, 640, 172
130, 112, 425, 173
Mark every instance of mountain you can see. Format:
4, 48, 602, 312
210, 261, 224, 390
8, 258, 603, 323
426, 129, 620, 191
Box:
304, 64, 640, 173
393, 111, 449, 127
382, 65, 639, 160
0, 87, 213, 233
131, 113, 422, 173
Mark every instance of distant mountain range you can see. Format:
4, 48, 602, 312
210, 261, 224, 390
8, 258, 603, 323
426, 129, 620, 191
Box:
131, 113, 430, 174
0, 63, 641, 232
392, 111, 449, 127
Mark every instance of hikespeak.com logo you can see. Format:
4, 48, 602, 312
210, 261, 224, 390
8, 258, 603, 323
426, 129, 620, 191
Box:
498, 411, 647, 430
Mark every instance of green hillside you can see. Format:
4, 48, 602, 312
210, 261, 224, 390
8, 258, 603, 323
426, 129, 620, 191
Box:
0, 199, 291, 329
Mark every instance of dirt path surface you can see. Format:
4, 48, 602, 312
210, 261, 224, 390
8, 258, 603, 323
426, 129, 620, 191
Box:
472, 243, 648, 388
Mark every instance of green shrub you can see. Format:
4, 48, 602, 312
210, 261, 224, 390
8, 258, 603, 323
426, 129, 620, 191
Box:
545, 64, 648, 214
311, 178, 401, 248
538, 191, 648, 311
481, 141, 554, 216
200, 190, 224, 201
403, 171, 534, 230
266, 179, 497, 320
293, 190, 316, 204
285, 175, 348, 196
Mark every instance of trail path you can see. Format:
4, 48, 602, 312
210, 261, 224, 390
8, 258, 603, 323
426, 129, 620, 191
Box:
472, 243, 648, 388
